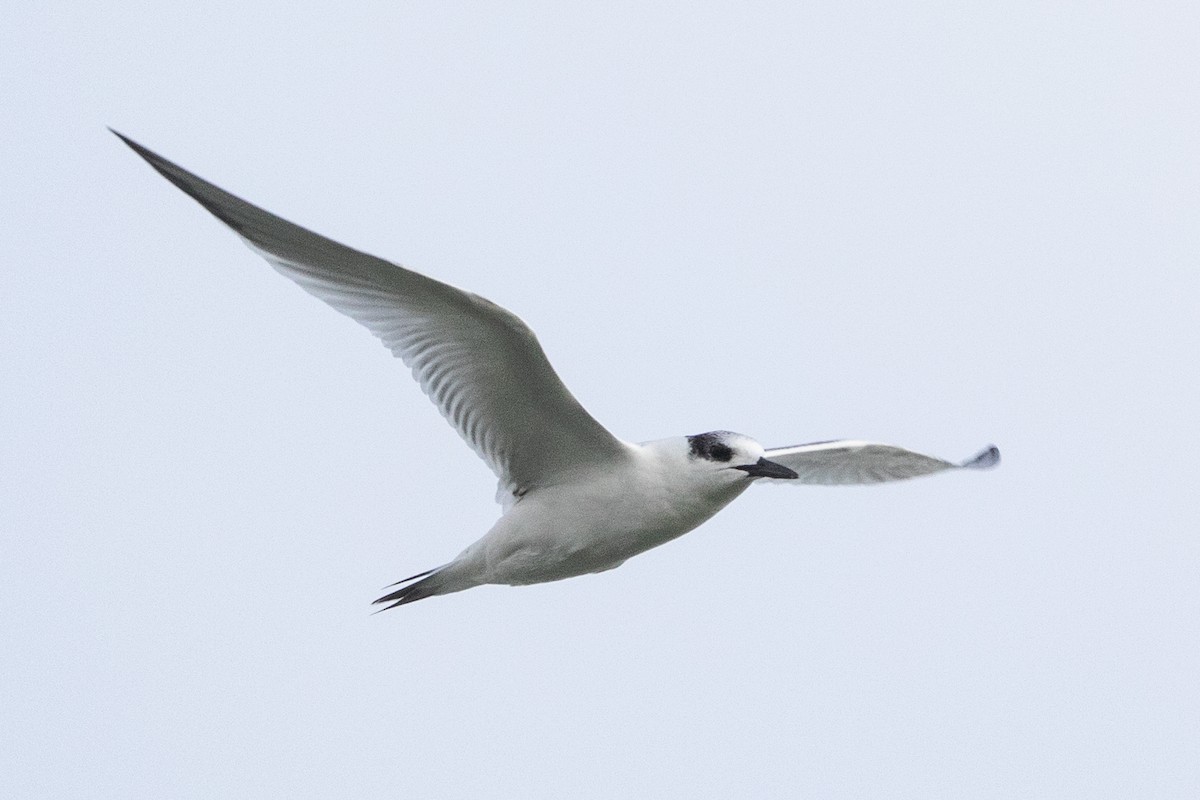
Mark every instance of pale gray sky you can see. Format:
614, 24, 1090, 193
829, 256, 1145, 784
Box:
3, 2, 1198, 797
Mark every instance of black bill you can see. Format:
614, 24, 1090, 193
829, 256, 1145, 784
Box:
734, 457, 799, 480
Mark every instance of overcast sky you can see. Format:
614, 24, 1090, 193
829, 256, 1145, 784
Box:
3, 2, 1198, 798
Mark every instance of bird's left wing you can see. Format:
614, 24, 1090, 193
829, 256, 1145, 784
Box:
762, 440, 999, 485
114, 132, 633, 500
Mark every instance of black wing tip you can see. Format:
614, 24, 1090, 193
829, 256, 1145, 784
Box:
961, 444, 1001, 470
109, 129, 192, 183
110, 128, 261, 238
109, 128, 157, 162
110, 128, 183, 180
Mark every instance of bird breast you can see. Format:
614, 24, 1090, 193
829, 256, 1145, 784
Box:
476, 456, 751, 585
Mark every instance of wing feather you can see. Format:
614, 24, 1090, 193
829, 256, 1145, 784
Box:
763, 440, 999, 485
114, 132, 631, 498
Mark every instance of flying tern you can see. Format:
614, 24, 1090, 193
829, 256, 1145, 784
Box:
114, 131, 999, 610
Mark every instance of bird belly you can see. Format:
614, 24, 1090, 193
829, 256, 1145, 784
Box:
476, 476, 744, 586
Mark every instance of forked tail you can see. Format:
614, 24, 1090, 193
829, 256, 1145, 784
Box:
372, 565, 455, 612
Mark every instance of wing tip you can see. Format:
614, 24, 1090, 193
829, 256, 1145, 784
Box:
961, 444, 1000, 470
110, 128, 262, 239
109, 127, 157, 163
110, 128, 188, 184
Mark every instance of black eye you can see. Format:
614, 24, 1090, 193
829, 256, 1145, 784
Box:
687, 431, 739, 462
709, 443, 733, 462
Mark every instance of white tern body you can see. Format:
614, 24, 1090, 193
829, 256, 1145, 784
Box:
115, 132, 999, 609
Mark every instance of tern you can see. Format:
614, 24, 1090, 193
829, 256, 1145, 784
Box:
114, 131, 1000, 610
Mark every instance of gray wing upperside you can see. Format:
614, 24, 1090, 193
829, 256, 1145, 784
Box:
114, 131, 632, 499
762, 440, 999, 485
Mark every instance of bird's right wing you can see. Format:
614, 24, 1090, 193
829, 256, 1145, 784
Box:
114, 132, 633, 500
762, 440, 999, 485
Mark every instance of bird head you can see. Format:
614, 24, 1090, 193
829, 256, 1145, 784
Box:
685, 431, 798, 481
